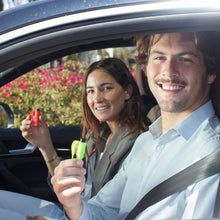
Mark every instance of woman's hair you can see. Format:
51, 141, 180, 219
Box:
81, 57, 149, 154
135, 31, 220, 76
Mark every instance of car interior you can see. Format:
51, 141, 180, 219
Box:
0, 1, 220, 212
0, 39, 152, 202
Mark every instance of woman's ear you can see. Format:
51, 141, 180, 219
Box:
125, 84, 133, 100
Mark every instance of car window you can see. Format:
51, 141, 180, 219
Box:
0, 47, 136, 128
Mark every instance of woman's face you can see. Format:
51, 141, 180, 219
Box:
86, 69, 131, 124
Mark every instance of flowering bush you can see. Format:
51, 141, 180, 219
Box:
0, 60, 89, 127
0, 60, 136, 128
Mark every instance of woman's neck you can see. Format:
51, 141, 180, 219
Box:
106, 121, 120, 134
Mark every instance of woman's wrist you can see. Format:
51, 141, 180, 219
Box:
46, 152, 59, 164
41, 149, 60, 176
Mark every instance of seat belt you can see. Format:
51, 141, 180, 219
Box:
125, 149, 220, 220
213, 179, 220, 218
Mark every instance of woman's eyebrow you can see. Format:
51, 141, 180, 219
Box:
100, 82, 113, 86
86, 82, 113, 89
86, 86, 93, 89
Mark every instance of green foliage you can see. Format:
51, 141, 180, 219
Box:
0, 60, 89, 128
0, 59, 136, 128
0, 105, 8, 127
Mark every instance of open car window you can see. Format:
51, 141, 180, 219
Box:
0, 47, 136, 128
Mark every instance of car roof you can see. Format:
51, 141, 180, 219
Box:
0, 0, 154, 33
1, 0, 220, 87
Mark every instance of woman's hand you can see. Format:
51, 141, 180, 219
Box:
20, 114, 59, 175
51, 159, 86, 219
20, 115, 53, 150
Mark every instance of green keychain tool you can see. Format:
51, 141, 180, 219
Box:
71, 138, 86, 159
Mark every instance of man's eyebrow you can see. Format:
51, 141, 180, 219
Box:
149, 50, 200, 58
178, 51, 200, 58
149, 50, 165, 55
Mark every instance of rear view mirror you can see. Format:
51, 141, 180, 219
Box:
0, 102, 14, 128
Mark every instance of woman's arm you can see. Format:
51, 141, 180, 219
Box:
20, 115, 60, 176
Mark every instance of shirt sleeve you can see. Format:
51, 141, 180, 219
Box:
182, 174, 220, 218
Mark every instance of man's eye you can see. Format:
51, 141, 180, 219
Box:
180, 57, 193, 63
154, 56, 165, 61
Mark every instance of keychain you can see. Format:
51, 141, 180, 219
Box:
30, 109, 40, 126
71, 138, 86, 159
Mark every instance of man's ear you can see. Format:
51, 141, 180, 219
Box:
208, 73, 216, 85
125, 84, 133, 100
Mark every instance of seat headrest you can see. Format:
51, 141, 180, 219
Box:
211, 74, 220, 120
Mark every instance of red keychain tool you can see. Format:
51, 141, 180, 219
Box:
30, 109, 40, 126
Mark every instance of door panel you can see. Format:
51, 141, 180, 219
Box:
0, 125, 81, 202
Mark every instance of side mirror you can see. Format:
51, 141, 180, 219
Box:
0, 102, 14, 128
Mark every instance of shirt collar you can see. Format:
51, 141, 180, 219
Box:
149, 100, 215, 140
175, 100, 215, 140
149, 117, 162, 139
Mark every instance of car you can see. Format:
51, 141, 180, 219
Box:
0, 0, 220, 208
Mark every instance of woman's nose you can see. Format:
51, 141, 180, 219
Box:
94, 91, 104, 102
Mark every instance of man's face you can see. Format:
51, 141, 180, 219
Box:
146, 32, 216, 115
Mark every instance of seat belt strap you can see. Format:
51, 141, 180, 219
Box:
213, 179, 220, 218
125, 149, 220, 220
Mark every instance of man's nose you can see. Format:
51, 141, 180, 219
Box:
162, 58, 179, 77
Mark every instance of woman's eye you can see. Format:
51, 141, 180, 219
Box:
87, 89, 94, 94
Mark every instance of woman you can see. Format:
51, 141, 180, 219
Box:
0, 57, 149, 219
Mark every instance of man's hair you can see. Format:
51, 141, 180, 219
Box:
135, 31, 220, 75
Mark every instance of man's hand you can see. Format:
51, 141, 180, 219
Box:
51, 159, 86, 219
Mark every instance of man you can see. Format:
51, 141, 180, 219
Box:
51, 32, 220, 219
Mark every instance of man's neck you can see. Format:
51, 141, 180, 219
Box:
161, 111, 191, 134
160, 100, 210, 134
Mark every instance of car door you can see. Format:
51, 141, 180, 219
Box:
0, 57, 83, 201
0, 0, 220, 206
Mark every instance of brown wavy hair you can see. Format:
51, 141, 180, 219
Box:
135, 31, 220, 76
81, 57, 149, 154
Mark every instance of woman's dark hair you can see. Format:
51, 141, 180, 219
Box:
81, 57, 149, 154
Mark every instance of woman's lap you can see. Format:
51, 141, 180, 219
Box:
0, 190, 63, 219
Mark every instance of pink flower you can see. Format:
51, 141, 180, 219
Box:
4, 82, 14, 88
13, 97, 19, 104
3, 91, 10, 98
78, 75, 84, 83
68, 75, 77, 84
53, 75, 61, 81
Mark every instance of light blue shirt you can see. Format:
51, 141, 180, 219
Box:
71, 101, 220, 220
